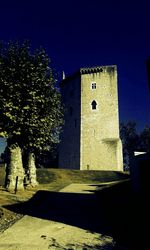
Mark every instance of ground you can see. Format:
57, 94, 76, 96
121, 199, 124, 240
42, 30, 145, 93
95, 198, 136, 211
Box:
0, 168, 134, 249
0, 187, 36, 233
0, 185, 116, 250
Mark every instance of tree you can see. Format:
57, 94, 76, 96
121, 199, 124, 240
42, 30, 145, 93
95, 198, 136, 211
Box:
35, 143, 59, 168
140, 126, 150, 152
120, 121, 139, 170
0, 41, 63, 191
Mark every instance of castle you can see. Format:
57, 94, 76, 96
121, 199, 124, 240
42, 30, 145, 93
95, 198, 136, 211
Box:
59, 65, 123, 171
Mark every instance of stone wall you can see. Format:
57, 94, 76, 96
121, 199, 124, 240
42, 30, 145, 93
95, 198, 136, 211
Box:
59, 74, 81, 169
80, 66, 123, 170
59, 66, 123, 171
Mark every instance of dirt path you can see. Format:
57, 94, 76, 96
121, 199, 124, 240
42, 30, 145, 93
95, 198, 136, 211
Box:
0, 215, 114, 249
0, 184, 115, 250
59, 183, 98, 194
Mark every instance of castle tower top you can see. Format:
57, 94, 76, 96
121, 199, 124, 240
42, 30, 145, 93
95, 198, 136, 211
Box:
61, 65, 117, 85
80, 65, 116, 74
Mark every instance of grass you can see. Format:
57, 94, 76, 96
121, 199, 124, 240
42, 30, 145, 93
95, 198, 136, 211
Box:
37, 168, 130, 191
0, 167, 130, 212
0, 167, 129, 190
0, 166, 130, 205
0, 167, 132, 249
1, 167, 149, 249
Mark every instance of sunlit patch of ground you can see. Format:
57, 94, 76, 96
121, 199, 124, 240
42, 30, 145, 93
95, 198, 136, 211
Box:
0, 215, 116, 250
0, 167, 129, 249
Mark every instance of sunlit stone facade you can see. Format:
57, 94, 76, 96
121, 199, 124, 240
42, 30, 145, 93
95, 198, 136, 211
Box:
59, 65, 123, 171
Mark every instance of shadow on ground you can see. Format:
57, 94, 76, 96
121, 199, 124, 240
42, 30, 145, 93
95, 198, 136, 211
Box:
3, 181, 150, 250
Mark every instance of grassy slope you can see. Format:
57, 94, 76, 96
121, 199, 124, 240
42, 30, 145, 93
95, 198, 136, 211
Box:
0, 167, 131, 249
0, 167, 129, 191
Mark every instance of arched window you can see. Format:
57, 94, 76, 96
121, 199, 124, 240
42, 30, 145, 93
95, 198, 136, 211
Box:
91, 100, 97, 110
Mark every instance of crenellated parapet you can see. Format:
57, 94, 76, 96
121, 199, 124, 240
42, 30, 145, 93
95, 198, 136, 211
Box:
80, 65, 116, 74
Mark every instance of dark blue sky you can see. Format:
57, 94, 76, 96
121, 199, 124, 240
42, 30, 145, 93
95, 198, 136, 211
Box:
0, 0, 150, 153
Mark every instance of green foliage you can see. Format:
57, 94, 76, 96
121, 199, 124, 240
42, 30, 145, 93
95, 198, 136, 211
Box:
0, 40, 64, 151
120, 121, 139, 153
120, 122, 150, 153
120, 122, 150, 170
120, 121, 140, 170
140, 126, 150, 152
36, 144, 58, 168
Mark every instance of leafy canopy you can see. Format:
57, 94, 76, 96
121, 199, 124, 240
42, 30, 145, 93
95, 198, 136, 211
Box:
0, 40, 63, 151
140, 126, 150, 152
120, 121, 139, 152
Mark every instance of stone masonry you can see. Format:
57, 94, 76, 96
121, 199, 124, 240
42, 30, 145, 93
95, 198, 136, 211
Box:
59, 65, 123, 171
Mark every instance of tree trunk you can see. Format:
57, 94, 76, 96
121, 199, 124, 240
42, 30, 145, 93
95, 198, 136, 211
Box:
5, 143, 25, 192
26, 152, 38, 187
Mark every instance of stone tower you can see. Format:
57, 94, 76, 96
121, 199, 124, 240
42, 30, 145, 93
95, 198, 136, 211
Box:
59, 65, 123, 171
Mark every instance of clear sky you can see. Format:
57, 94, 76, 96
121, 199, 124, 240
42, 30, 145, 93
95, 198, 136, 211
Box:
0, 0, 150, 153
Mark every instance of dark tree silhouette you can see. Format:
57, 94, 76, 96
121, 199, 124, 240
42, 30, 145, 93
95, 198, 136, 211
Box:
140, 126, 150, 152
120, 121, 139, 170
